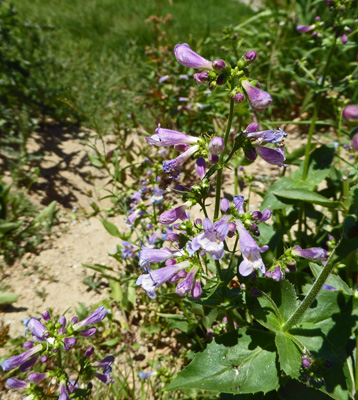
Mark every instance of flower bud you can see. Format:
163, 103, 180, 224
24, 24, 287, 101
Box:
209, 154, 219, 163
28, 372, 47, 383
195, 218, 202, 225
220, 198, 230, 212
41, 311, 51, 321
195, 157, 206, 179
209, 81, 217, 91
343, 105, 358, 120
341, 34, 348, 44
246, 122, 259, 133
6, 378, 28, 389
193, 71, 209, 84
23, 341, 34, 350
209, 137, 224, 155
174, 43, 213, 70
244, 50, 257, 63
85, 347, 94, 358
191, 280, 202, 298
212, 59, 227, 72
242, 80, 272, 111
234, 92, 245, 103
216, 73, 227, 86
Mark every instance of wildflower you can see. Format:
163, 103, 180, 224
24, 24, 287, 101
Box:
292, 246, 328, 261
220, 198, 230, 212
236, 220, 268, 276
192, 217, 229, 260
241, 80, 272, 111
138, 246, 182, 264
6, 377, 28, 389
271, 265, 284, 281
59, 381, 69, 400
212, 59, 227, 72
194, 71, 210, 84
244, 50, 257, 63
195, 158, 206, 179
343, 105, 358, 120
163, 145, 200, 174
234, 92, 245, 103
28, 372, 48, 383
25, 318, 48, 338
137, 260, 191, 298
80, 327, 97, 337
159, 202, 191, 224
176, 266, 199, 295
72, 306, 110, 331
234, 195, 245, 214
139, 371, 154, 379
209, 137, 224, 156
191, 280, 202, 298
174, 43, 213, 70
146, 125, 200, 147
246, 128, 287, 144
296, 25, 314, 33
1, 344, 42, 371
121, 241, 139, 259
341, 34, 348, 44
256, 146, 286, 166
150, 186, 164, 204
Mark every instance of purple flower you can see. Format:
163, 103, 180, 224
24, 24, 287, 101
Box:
174, 43, 213, 70
247, 122, 259, 133
25, 318, 47, 338
213, 59, 227, 71
71, 316, 79, 324
296, 25, 314, 33
23, 341, 34, 350
41, 310, 51, 321
292, 246, 328, 260
81, 327, 97, 337
209, 137, 224, 155
302, 357, 311, 369
191, 280, 202, 298
234, 195, 245, 214
244, 50, 257, 63
85, 347, 94, 358
28, 372, 48, 383
256, 146, 286, 166
234, 92, 245, 103
341, 34, 348, 44
92, 355, 115, 373
59, 382, 69, 400
57, 316, 66, 334
192, 218, 229, 260
272, 266, 284, 281
137, 261, 190, 299
163, 144, 200, 174
95, 371, 114, 384
19, 355, 37, 372
343, 105, 358, 120
159, 203, 190, 224
220, 198, 230, 212
139, 371, 153, 379
158, 75, 170, 83
169, 269, 188, 283
73, 306, 110, 330
195, 158, 206, 179
6, 377, 28, 389
176, 266, 198, 295
64, 337, 77, 351
241, 80, 272, 111
139, 247, 182, 263
121, 241, 139, 259
194, 71, 210, 84
146, 125, 200, 147
236, 220, 268, 276
1, 344, 42, 371
151, 186, 164, 204
246, 128, 287, 144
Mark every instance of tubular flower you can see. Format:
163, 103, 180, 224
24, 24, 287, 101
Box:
1, 344, 42, 372
292, 246, 328, 261
146, 125, 200, 147
137, 260, 191, 299
236, 220, 268, 276
176, 266, 199, 295
6, 377, 28, 390
296, 25, 314, 33
159, 202, 191, 224
192, 217, 229, 260
343, 105, 358, 120
241, 80, 272, 111
174, 43, 213, 70
72, 307, 110, 331
163, 145, 200, 174
138, 247, 182, 264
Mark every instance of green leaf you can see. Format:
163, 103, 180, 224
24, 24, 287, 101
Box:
309, 263, 353, 295
275, 332, 302, 379
166, 329, 279, 394
88, 152, 103, 167
0, 291, 18, 306
101, 337, 120, 347
100, 219, 122, 238
272, 189, 340, 208
261, 177, 310, 211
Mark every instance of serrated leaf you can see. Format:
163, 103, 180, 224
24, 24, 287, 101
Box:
275, 332, 302, 379
272, 189, 340, 208
166, 329, 279, 394
309, 263, 353, 295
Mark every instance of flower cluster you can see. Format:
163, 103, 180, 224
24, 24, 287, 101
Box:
1, 307, 113, 399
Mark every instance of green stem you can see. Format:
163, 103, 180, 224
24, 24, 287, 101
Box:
355, 332, 358, 399
214, 99, 235, 220
301, 40, 336, 181
282, 238, 341, 332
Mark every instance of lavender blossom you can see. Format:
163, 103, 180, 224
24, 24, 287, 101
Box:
72, 306, 110, 330
234, 92, 245, 103
341, 34, 348, 44
59, 382, 69, 400
256, 146, 286, 166
244, 50, 257, 63
139, 247, 182, 263
297, 25, 314, 33
247, 122, 259, 133
41, 310, 51, 321
81, 327, 97, 337
64, 337, 77, 351
194, 71, 210, 84
150, 186, 164, 204
176, 266, 198, 295
209, 137, 224, 155
23, 341, 34, 349
241, 80, 272, 111
343, 105, 358, 120
220, 198, 230, 212
121, 241, 139, 259
272, 266, 284, 281
85, 347, 94, 358
212, 59, 227, 72
292, 246, 328, 260
246, 128, 287, 144
95, 371, 114, 384
137, 261, 191, 299
19, 355, 37, 372
191, 280, 202, 298
195, 158, 206, 179
1, 344, 42, 371
159, 202, 190, 224
25, 318, 47, 338
28, 372, 48, 383
6, 378, 28, 389
192, 218, 229, 260
163, 145, 200, 174
236, 220, 268, 276
174, 43, 213, 70
146, 125, 200, 147
234, 195, 245, 214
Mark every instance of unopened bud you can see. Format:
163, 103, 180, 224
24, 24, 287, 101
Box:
209, 137, 224, 155
234, 92, 245, 103
244, 50, 257, 63
212, 59, 227, 72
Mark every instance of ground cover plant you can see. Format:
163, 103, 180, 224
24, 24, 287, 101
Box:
1, 0, 358, 399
